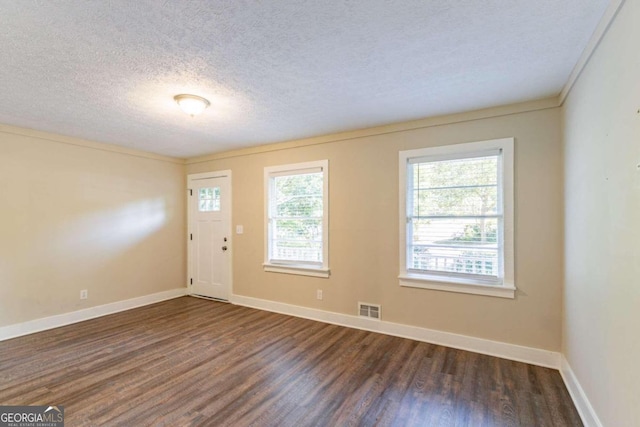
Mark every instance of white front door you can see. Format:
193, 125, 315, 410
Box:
188, 172, 231, 300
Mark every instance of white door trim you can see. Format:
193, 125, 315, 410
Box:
187, 170, 233, 299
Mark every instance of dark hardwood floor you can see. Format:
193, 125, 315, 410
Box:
0, 297, 581, 426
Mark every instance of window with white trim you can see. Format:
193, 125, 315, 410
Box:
399, 138, 515, 298
264, 160, 329, 278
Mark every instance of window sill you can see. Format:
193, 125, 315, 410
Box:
263, 263, 330, 278
399, 273, 515, 299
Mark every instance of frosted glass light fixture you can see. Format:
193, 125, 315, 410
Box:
174, 94, 210, 116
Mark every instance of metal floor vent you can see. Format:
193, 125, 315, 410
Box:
358, 302, 381, 320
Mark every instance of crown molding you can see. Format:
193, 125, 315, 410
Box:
559, 0, 626, 104
0, 123, 186, 165
186, 96, 559, 164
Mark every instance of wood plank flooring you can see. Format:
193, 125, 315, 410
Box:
0, 297, 582, 426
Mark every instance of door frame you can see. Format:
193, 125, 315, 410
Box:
187, 170, 233, 299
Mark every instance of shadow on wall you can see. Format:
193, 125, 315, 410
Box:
67, 198, 169, 253
0, 197, 171, 325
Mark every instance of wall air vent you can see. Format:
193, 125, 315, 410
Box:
358, 302, 381, 320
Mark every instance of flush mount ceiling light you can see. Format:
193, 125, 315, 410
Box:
174, 94, 210, 116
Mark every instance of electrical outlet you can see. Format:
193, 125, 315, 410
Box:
80, 289, 88, 300
316, 289, 323, 300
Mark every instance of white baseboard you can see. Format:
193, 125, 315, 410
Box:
560, 356, 602, 427
0, 288, 187, 341
2, 289, 589, 421
230, 294, 560, 369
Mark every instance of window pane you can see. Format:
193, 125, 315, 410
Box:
274, 173, 322, 197
270, 170, 324, 264
272, 218, 323, 263
410, 214, 499, 277
274, 173, 322, 217
198, 187, 221, 212
410, 245, 498, 276
413, 186, 498, 217
212, 187, 221, 210
414, 156, 497, 188
271, 240, 323, 263
273, 218, 322, 240
413, 156, 498, 217
412, 217, 498, 246
271, 218, 322, 263
276, 195, 323, 217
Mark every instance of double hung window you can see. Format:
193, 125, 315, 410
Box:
264, 160, 329, 278
399, 138, 515, 298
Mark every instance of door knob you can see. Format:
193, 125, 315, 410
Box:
222, 246, 228, 251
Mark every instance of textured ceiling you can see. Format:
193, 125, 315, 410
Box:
0, 0, 609, 158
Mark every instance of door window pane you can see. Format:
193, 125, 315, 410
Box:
199, 187, 221, 212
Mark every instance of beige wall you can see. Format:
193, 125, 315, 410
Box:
188, 106, 564, 351
562, 0, 640, 425
0, 128, 186, 327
